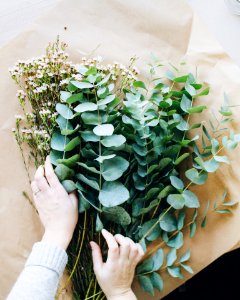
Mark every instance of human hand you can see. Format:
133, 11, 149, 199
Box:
90, 229, 144, 300
31, 156, 78, 250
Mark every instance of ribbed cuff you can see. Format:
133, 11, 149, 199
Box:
25, 242, 68, 277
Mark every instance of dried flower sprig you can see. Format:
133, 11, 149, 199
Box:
10, 39, 138, 169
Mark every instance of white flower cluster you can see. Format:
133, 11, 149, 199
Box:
76, 57, 139, 82
11, 40, 140, 164
16, 89, 26, 98
15, 114, 24, 120
60, 78, 70, 86
39, 109, 51, 115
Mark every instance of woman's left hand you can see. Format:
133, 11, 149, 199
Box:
31, 156, 78, 250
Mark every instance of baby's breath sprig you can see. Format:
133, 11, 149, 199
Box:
10, 39, 138, 169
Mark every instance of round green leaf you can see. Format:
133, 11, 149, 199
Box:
71, 81, 93, 89
167, 231, 184, 249
74, 102, 98, 113
55, 164, 74, 181
187, 105, 207, 114
133, 172, 145, 191
180, 249, 191, 263
185, 83, 196, 96
133, 80, 147, 90
78, 190, 91, 213
75, 64, 88, 75
167, 194, 185, 209
62, 180, 77, 193
173, 114, 189, 131
190, 222, 197, 238
152, 249, 164, 271
64, 136, 81, 152
98, 94, 115, 106
214, 155, 229, 164
174, 153, 190, 165
166, 248, 177, 267
96, 73, 111, 86
50, 150, 63, 166
99, 181, 129, 207
61, 125, 80, 136
185, 168, 208, 185
173, 75, 189, 83
181, 264, 194, 274
150, 272, 163, 292
133, 143, 147, 156
77, 162, 100, 174
57, 154, 80, 168
56, 115, 73, 131
81, 131, 100, 142
103, 206, 131, 226
167, 266, 183, 279
76, 173, 100, 191
177, 210, 186, 230
81, 111, 107, 125
170, 176, 184, 190
51, 132, 69, 151
137, 257, 154, 274
60, 91, 71, 102
66, 93, 83, 104
93, 124, 114, 136
183, 190, 200, 208
159, 212, 177, 232
203, 159, 220, 172
101, 134, 126, 147
56, 103, 73, 119
139, 219, 160, 241
102, 156, 129, 181
95, 154, 116, 163
97, 87, 107, 97
138, 275, 154, 296
96, 214, 104, 232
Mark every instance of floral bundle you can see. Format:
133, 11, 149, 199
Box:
10, 40, 239, 299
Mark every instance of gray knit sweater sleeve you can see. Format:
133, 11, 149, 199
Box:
7, 242, 68, 300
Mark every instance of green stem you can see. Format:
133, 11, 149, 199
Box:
56, 210, 87, 298
139, 205, 172, 243
84, 291, 102, 300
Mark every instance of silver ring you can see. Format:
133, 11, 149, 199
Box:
34, 189, 41, 195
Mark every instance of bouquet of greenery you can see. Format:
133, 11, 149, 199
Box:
10, 40, 239, 299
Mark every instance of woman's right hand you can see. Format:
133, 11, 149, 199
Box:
90, 229, 144, 300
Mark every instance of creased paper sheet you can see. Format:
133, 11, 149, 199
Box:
0, 0, 240, 299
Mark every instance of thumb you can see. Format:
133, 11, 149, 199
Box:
90, 241, 103, 274
69, 191, 78, 209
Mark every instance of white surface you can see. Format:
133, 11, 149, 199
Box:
0, 0, 240, 66
187, 0, 240, 66
0, 0, 60, 47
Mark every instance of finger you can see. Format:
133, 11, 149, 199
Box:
69, 191, 78, 210
90, 241, 103, 275
101, 229, 119, 261
133, 243, 145, 265
34, 165, 49, 191
114, 234, 130, 261
44, 156, 60, 188
126, 238, 139, 262
31, 181, 43, 210
31, 181, 42, 201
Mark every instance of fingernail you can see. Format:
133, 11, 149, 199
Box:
89, 241, 94, 250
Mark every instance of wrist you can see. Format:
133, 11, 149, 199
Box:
41, 229, 72, 250
107, 289, 137, 300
